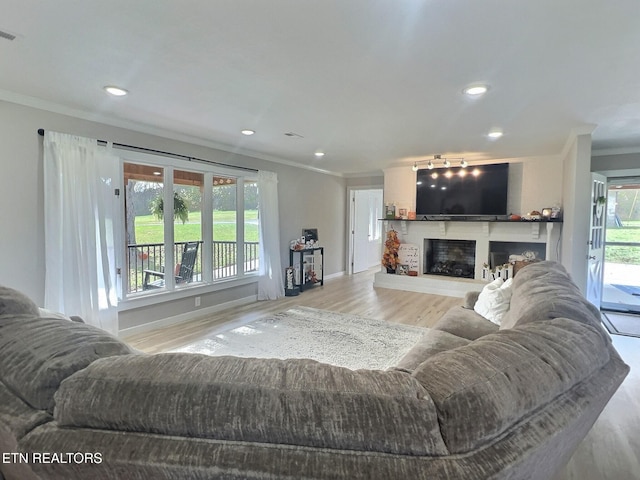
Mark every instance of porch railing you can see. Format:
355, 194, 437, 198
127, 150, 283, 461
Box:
127, 240, 259, 294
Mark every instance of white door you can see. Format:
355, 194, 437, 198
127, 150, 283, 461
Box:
352, 189, 383, 273
586, 173, 607, 307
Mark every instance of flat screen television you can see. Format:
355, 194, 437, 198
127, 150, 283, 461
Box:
416, 163, 509, 216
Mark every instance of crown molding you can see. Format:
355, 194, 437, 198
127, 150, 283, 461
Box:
591, 146, 640, 157
0, 89, 343, 178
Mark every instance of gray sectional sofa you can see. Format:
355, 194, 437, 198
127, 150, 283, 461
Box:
0, 261, 629, 480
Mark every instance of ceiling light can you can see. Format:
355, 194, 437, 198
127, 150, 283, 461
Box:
463, 84, 489, 96
104, 86, 128, 96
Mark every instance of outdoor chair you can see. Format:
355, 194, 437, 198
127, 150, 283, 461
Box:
143, 241, 200, 290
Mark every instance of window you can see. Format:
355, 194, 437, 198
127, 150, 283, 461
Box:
244, 180, 259, 273
174, 169, 204, 288
122, 157, 259, 297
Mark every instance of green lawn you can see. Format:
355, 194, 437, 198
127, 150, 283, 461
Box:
134, 210, 259, 244
605, 221, 640, 264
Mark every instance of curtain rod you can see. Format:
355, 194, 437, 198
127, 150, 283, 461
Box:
37, 128, 258, 173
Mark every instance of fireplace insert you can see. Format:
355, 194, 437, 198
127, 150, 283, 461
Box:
424, 239, 475, 279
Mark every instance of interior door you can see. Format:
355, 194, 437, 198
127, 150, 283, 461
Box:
352, 189, 383, 273
586, 173, 607, 307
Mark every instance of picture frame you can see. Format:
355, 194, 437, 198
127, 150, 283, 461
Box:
302, 228, 318, 242
385, 204, 396, 219
396, 264, 409, 275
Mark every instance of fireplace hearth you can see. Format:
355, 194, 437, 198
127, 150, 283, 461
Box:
424, 239, 476, 279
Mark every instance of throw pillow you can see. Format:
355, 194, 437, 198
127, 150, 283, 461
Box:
474, 277, 513, 325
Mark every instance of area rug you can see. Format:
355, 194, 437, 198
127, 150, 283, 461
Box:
168, 306, 428, 370
602, 311, 640, 338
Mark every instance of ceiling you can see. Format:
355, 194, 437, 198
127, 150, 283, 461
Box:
2, 0, 640, 176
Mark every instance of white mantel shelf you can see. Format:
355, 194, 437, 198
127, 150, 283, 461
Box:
374, 219, 562, 297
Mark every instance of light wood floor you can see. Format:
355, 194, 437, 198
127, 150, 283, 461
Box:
124, 268, 462, 354
123, 269, 640, 480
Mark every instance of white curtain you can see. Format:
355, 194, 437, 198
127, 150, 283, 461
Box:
43, 131, 119, 334
257, 170, 284, 300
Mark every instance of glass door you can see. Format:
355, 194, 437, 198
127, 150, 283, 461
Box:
601, 178, 640, 314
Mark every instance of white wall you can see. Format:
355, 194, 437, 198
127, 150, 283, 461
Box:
383, 155, 563, 218
382, 166, 416, 213
0, 100, 347, 329
561, 134, 593, 293
519, 156, 564, 214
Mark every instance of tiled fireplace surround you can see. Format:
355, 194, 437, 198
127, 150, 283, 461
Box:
374, 220, 562, 297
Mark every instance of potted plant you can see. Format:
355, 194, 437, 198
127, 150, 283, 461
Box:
382, 229, 400, 273
150, 191, 190, 224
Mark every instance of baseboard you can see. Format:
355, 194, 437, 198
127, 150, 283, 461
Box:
325, 271, 345, 280
119, 295, 257, 338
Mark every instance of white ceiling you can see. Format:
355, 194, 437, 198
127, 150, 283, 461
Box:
2, 0, 640, 175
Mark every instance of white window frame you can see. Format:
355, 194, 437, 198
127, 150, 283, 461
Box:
115, 150, 259, 309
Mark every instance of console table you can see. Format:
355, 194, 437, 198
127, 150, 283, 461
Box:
289, 247, 324, 292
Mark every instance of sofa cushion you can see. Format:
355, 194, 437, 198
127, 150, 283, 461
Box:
432, 306, 499, 340
412, 317, 611, 453
0, 285, 40, 317
54, 354, 449, 456
0, 316, 134, 411
499, 262, 606, 338
396, 329, 471, 372
0, 380, 51, 440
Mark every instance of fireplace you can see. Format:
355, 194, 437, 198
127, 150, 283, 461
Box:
424, 239, 476, 278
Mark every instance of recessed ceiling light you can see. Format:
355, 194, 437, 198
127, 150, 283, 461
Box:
488, 129, 504, 139
314, 151, 325, 158
463, 84, 489, 96
241, 129, 255, 136
103, 86, 128, 96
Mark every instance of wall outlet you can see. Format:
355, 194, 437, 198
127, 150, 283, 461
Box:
195, 296, 201, 307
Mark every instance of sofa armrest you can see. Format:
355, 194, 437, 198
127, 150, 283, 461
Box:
463, 291, 480, 309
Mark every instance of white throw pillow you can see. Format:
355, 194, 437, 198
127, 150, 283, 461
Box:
474, 277, 514, 325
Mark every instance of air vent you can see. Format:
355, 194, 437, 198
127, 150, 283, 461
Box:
284, 132, 304, 138
0, 30, 16, 41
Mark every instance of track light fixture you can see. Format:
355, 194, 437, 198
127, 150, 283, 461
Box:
411, 155, 467, 171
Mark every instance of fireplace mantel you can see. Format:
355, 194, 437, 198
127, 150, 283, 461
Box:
374, 219, 562, 297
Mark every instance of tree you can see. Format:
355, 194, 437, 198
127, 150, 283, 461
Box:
382, 229, 400, 273
150, 191, 190, 224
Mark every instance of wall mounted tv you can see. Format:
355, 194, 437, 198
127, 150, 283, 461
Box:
416, 163, 509, 216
